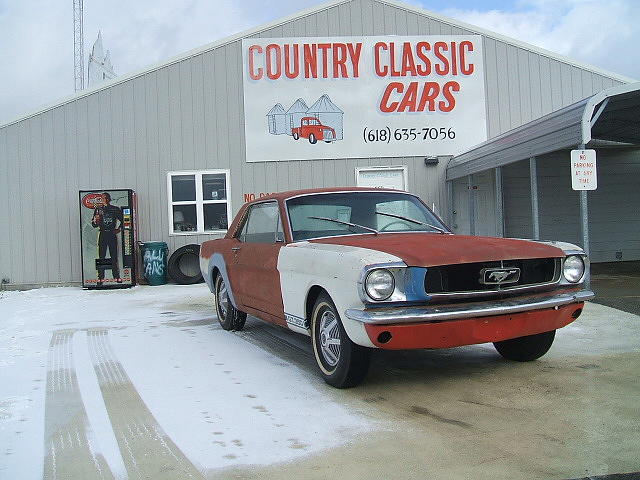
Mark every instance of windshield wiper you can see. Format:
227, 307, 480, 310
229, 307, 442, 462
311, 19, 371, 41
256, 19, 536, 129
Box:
307, 216, 379, 235
375, 211, 450, 234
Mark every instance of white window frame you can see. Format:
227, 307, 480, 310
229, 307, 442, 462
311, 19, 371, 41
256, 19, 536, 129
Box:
167, 169, 232, 236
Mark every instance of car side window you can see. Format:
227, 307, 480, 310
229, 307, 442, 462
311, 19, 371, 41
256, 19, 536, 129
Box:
239, 202, 282, 243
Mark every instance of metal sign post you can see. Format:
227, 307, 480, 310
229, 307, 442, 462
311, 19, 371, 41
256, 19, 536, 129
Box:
571, 147, 597, 288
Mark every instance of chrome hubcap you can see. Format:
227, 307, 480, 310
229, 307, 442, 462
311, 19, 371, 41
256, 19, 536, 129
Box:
218, 280, 228, 317
319, 311, 341, 367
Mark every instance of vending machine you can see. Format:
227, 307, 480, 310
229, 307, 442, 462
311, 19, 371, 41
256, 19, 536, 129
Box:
79, 189, 137, 288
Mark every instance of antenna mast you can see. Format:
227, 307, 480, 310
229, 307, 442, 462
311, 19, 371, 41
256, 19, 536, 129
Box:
73, 0, 85, 91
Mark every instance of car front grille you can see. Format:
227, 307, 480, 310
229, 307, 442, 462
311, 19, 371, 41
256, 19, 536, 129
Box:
424, 258, 560, 296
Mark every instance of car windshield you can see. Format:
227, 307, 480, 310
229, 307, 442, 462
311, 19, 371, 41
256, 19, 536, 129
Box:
286, 191, 449, 241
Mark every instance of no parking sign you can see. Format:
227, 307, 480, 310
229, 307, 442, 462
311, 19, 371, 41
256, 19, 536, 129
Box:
570, 149, 597, 190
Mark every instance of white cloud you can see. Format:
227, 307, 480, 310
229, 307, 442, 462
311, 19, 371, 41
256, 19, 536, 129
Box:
437, 0, 639, 80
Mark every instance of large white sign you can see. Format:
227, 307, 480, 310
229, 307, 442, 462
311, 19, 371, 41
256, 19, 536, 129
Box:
570, 149, 598, 190
242, 36, 487, 162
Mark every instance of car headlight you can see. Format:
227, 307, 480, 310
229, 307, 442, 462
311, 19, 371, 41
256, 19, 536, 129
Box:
563, 255, 585, 283
365, 268, 395, 301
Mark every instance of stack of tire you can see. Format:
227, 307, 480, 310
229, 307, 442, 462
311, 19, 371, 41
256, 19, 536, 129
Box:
168, 244, 203, 285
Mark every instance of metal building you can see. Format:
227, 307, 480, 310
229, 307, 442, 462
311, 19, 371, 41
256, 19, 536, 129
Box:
0, 0, 636, 288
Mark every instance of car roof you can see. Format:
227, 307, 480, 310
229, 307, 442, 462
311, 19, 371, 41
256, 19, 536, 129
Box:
250, 187, 405, 203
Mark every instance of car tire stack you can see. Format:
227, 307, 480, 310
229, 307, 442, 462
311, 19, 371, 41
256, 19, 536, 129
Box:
168, 244, 204, 285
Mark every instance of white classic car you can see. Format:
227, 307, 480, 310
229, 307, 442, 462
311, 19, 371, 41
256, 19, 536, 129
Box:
200, 188, 594, 388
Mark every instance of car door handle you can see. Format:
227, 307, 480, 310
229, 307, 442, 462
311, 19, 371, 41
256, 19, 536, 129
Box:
231, 247, 241, 252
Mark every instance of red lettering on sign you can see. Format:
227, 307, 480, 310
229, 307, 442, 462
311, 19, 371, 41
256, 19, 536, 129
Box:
459, 41, 474, 75
248, 45, 263, 80
304, 44, 318, 78
439, 81, 460, 112
332, 43, 348, 78
434, 42, 450, 75
284, 44, 299, 79
379, 81, 460, 113
265, 44, 282, 79
374, 42, 388, 77
347, 43, 362, 77
416, 42, 432, 76
318, 43, 331, 78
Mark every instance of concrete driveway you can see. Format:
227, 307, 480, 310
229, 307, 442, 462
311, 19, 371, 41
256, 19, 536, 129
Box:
1, 284, 639, 480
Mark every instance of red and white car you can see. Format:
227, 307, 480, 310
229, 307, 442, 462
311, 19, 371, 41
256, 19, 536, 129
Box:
200, 188, 594, 388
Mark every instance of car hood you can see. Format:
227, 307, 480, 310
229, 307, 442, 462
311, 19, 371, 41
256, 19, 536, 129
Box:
309, 233, 565, 267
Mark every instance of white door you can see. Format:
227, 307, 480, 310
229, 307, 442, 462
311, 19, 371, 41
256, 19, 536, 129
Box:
356, 166, 408, 191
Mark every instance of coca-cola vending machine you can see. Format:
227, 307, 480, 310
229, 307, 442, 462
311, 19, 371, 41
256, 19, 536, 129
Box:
79, 189, 137, 289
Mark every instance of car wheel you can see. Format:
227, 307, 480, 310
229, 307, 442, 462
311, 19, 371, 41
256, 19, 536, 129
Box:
308, 133, 317, 144
493, 330, 555, 362
214, 274, 246, 331
311, 293, 370, 388
293, 132, 299, 140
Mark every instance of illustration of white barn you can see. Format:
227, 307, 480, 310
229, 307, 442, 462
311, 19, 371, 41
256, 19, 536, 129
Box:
286, 98, 309, 132
266, 103, 287, 134
306, 94, 344, 140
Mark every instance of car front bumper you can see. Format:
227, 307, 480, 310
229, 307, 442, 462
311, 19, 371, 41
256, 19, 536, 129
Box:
345, 289, 594, 325
344, 289, 594, 350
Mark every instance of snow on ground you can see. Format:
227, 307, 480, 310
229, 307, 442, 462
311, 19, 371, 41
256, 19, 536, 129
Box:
0, 285, 375, 479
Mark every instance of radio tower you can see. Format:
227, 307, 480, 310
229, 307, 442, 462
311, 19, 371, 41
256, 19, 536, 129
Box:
73, 0, 85, 91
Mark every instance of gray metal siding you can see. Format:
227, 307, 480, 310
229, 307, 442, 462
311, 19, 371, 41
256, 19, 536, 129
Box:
0, 0, 629, 285
503, 149, 640, 262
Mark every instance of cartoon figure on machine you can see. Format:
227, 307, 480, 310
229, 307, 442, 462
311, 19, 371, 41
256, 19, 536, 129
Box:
266, 94, 344, 144
91, 192, 123, 284
292, 117, 336, 144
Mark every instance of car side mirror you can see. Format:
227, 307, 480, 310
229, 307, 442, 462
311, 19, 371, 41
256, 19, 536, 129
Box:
275, 231, 285, 243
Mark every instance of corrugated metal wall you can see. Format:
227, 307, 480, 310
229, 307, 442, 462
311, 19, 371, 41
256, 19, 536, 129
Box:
502, 148, 640, 262
0, 0, 627, 286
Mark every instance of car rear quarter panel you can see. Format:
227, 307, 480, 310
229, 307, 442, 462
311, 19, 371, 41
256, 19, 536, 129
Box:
277, 241, 403, 347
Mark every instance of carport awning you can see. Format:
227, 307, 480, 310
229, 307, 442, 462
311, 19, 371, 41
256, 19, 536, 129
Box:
447, 82, 640, 180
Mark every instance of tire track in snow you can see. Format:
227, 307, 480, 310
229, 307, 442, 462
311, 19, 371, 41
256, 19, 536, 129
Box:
43, 330, 114, 480
87, 328, 204, 480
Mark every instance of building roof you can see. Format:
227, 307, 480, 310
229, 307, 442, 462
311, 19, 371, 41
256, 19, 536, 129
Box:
266, 103, 286, 116
1, 0, 636, 130
446, 82, 640, 180
307, 94, 343, 113
285, 98, 309, 114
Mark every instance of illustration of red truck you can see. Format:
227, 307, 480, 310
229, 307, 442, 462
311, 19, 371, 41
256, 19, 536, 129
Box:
291, 117, 337, 144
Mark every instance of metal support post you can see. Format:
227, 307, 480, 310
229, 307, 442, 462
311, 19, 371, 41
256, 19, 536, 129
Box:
446, 180, 454, 228
578, 144, 590, 288
468, 174, 476, 236
529, 157, 540, 240
495, 167, 504, 237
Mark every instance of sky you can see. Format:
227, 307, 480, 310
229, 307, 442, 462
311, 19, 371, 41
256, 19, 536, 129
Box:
0, 0, 638, 125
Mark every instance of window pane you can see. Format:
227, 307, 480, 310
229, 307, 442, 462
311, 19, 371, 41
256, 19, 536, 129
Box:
287, 192, 447, 241
275, 212, 284, 242
243, 202, 279, 243
173, 204, 197, 232
171, 175, 196, 202
202, 173, 227, 201
204, 203, 228, 231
